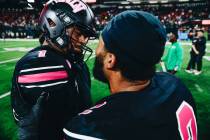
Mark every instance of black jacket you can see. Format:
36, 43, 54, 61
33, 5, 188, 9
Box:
11, 45, 91, 140
64, 72, 197, 140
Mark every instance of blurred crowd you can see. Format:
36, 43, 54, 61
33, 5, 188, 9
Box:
0, 8, 39, 38
95, 7, 209, 38
0, 5, 209, 39
95, 7, 209, 27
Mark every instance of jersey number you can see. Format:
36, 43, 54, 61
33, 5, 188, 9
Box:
176, 101, 197, 140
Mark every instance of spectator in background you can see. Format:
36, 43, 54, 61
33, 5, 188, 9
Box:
194, 30, 206, 75
186, 30, 206, 75
1, 32, 5, 41
185, 30, 198, 74
161, 32, 183, 74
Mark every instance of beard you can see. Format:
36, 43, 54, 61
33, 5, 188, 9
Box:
93, 55, 108, 83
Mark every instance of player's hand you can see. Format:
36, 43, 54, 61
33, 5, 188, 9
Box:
13, 92, 48, 140
195, 51, 199, 55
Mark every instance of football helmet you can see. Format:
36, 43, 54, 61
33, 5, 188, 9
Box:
39, 0, 97, 60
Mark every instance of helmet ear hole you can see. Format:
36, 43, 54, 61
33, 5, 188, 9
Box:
47, 18, 56, 27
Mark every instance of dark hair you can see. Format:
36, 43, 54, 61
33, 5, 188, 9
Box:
105, 46, 156, 81
196, 30, 204, 33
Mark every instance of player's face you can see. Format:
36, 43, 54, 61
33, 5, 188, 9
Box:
66, 27, 89, 54
197, 31, 203, 37
169, 33, 176, 42
93, 37, 108, 83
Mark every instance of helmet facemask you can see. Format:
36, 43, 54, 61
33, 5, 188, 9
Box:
39, 0, 97, 62
68, 26, 93, 63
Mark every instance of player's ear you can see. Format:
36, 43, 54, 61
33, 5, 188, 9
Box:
104, 52, 116, 69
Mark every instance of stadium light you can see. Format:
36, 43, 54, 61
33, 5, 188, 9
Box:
149, 1, 158, 4
132, 1, 141, 4
121, 1, 130, 4
27, 0, 35, 3
179, 0, 189, 1
125, 5, 131, 9
161, 0, 168, 3
28, 3, 33, 8
26, 3, 34, 10
127, 0, 141, 4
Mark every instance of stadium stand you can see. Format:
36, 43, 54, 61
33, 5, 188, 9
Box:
0, 0, 209, 40
0, 8, 39, 38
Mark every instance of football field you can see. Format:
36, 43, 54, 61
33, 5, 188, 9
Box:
0, 39, 209, 140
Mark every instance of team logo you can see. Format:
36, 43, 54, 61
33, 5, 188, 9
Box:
38, 50, 47, 57
56, 0, 86, 13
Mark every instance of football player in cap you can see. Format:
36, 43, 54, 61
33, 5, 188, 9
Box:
63, 10, 197, 140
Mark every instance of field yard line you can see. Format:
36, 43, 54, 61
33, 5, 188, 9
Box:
1, 43, 37, 48
179, 42, 210, 46
194, 84, 203, 93
203, 56, 210, 61
0, 58, 20, 64
0, 92, 10, 99
0, 51, 9, 53
1, 44, 29, 48
0, 39, 38, 41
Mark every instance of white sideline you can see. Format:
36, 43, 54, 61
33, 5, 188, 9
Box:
0, 58, 20, 64
0, 92, 10, 99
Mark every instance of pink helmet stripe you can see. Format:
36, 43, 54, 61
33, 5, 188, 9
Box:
18, 70, 68, 83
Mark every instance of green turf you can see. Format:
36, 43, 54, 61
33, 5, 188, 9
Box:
0, 96, 17, 140
0, 40, 209, 140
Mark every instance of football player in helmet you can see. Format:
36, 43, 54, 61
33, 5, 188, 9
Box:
11, 0, 97, 139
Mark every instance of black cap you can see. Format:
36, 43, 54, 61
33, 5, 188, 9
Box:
102, 10, 166, 67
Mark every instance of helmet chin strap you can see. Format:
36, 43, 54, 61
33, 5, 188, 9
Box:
69, 26, 93, 63
45, 26, 93, 63
81, 44, 93, 62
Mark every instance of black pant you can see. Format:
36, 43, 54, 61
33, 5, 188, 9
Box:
195, 54, 204, 71
186, 52, 204, 71
186, 52, 196, 70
